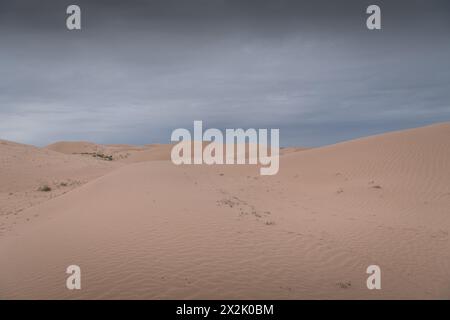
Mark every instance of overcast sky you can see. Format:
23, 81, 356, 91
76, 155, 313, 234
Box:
1, 0, 449, 146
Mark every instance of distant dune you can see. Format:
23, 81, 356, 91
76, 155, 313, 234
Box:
46, 141, 108, 155
1, 123, 449, 299
46, 141, 173, 163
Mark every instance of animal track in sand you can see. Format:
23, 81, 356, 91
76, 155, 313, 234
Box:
216, 194, 273, 226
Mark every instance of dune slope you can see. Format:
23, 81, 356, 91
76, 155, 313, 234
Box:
0, 140, 118, 235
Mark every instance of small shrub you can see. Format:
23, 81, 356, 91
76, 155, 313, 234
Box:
337, 281, 352, 289
38, 185, 52, 192
94, 153, 113, 161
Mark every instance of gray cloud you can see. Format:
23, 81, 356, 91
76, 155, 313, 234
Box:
0, 0, 450, 146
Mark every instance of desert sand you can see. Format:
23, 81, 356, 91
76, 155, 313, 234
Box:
0, 123, 449, 299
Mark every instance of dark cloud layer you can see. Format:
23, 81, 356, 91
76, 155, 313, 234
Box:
0, 0, 449, 146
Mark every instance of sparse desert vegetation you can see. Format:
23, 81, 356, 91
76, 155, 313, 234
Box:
37, 185, 52, 192
77, 152, 113, 161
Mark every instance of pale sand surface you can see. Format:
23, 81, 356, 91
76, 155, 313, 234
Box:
0, 123, 449, 299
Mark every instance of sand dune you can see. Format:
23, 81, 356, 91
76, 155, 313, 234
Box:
1, 123, 449, 299
46, 140, 302, 165
46, 141, 109, 155
0, 140, 174, 235
0, 140, 119, 235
